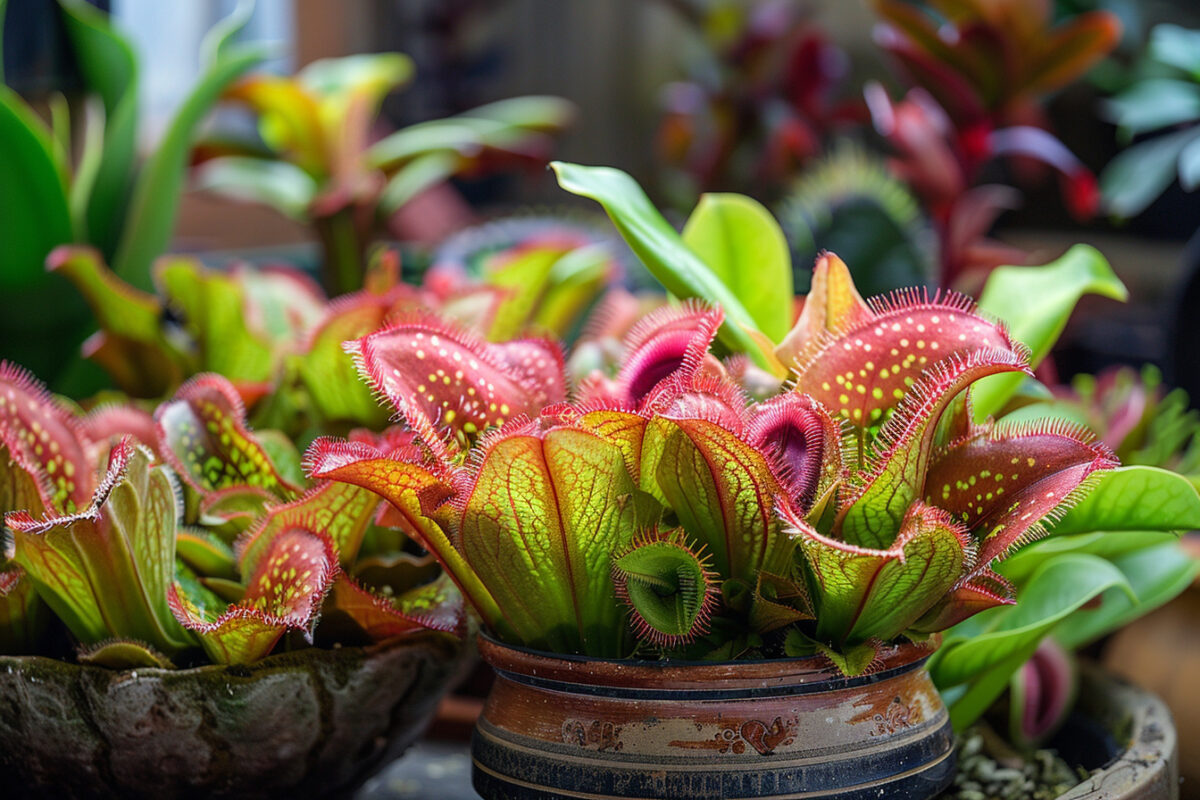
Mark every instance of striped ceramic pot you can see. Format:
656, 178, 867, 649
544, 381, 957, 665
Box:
472, 637, 954, 800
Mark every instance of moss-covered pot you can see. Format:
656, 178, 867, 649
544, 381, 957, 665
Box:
0, 631, 470, 799
472, 637, 955, 800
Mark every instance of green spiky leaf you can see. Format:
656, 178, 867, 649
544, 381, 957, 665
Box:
612, 530, 717, 647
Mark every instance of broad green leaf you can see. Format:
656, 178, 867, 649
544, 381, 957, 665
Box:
999, 530, 1181, 584
682, 193, 793, 342
176, 528, 236, 579
463, 95, 576, 131
551, 161, 771, 368
974, 245, 1128, 420
112, 12, 267, 289
1149, 23, 1200, 79
378, 151, 458, 214
194, 156, 318, 220
459, 427, 639, 656
1102, 79, 1200, 140
57, 0, 140, 256
157, 257, 277, 383
1100, 127, 1200, 220
1048, 465, 1200, 535
531, 243, 612, 338
1054, 542, 1198, 650
0, 88, 72, 290
931, 553, 1132, 726
1179, 135, 1200, 192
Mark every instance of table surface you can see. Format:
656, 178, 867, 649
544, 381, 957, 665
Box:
357, 740, 480, 800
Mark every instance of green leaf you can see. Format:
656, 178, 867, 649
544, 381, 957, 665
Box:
111, 12, 267, 289
1047, 465, 1200, 535
999, 530, 1181, 584
974, 245, 1128, 420
1054, 542, 1198, 650
459, 427, 639, 655
1179, 135, 1200, 192
378, 151, 458, 215
1102, 79, 1200, 140
57, 0, 140, 256
551, 161, 771, 368
194, 156, 318, 220
1100, 127, 1200, 220
931, 553, 1132, 728
793, 503, 971, 645
7, 445, 195, 654
1148, 23, 1200, 79
681, 193, 793, 342
0, 88, 72, 290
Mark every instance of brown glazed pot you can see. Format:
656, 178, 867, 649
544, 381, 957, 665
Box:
0, 631, 470, 799
471, 637, 955, 800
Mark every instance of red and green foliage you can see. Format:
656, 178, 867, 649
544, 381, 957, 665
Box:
0, 366, 462, 668
308, 241, 1132, 670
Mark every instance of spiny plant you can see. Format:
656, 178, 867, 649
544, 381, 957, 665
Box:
0, 364, 461, 668
306, 247, 1129, 671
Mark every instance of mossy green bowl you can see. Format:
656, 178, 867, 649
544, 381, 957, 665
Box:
0, 632, 470, 799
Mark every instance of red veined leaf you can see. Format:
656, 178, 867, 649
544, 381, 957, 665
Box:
909, 566, 1015, 633
302, 435, 501, 629
6, 442, 194, 654
1, 435, 52, 519
836, 349, 1031, 548
324, 572, 463, 641
786, 500, 974, 645
169, 527, 337, 665
236, 480, 382, 571
642, 415, 793, 583
156, 373, 303, 499
458, 424, 640, 655
0, 362, 92, 513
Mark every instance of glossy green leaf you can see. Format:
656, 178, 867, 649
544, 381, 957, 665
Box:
1054, 542, 1198, 650
681, 193, 793, 342
111, 11, 267, 290
194, 156, 318, 220
1100, 128, 1200, 220
974, 245, 1128, 420
1102, 79, 1200, 140
999, 530, 1181, 584
931, 553, 1132, 728
378, 151, 458, 214
551, 161, 771, 368
1047, 465, 1200, 535
57, 0, 139, 255
0, 88, 72, 290
1148, 23, 1200, 79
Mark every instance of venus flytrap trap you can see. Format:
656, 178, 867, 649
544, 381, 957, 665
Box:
0, 363, 462, 669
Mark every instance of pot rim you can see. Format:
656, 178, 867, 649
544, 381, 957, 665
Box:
0, 629, 461, 680
478, 633, 936, 693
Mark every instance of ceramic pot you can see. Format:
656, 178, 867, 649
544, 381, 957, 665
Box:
0, 631, 470, 799
471, 637, 955, 800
